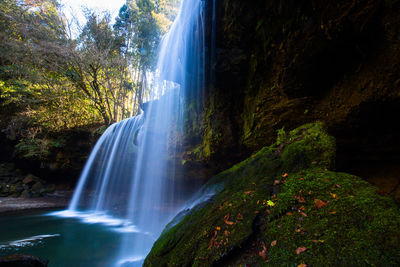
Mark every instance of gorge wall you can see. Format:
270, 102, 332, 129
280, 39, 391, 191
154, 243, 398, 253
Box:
182, 0, 400, 199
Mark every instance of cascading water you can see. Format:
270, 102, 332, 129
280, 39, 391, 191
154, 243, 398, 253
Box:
54, 0, 213, 266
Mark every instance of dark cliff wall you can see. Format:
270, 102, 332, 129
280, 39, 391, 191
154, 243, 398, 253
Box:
183, 0, 400, 196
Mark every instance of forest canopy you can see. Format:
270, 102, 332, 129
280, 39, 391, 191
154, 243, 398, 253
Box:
0, 0, 180, 137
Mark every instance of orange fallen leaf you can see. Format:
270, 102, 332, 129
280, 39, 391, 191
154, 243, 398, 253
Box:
299, 206, 306, 211
298, 263, 307, 267
299, 178, 305, 181
295, 195, 306, 203
224, 230, 230, 236
271, 240, 277, 247
216, 227, 221, 231
282, 173, 289, 178
299, 211, 307, 217
296, 246, 307, 255
329, 211, 337, 214
259, 241, 267, 260
333, 184, 342, 188
209, 238, 215, 249
314, 199, 328, 209
286, 212, 294, 216
330, 193, 338, 199
311, 240, 324, 243
244, 191, 254, 195
224, 214, 234, 225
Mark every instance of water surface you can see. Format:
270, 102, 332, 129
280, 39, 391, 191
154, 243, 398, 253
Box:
0, 210, 150, 266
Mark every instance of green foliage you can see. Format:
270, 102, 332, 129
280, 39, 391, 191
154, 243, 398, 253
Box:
0, 0, 179, 142
276, 126, 286, 144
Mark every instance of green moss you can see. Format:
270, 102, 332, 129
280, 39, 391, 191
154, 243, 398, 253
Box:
144, 122, 400, 266
258, 168, 400, 266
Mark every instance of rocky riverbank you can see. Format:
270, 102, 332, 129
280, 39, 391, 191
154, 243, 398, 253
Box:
0, 192, 71, 215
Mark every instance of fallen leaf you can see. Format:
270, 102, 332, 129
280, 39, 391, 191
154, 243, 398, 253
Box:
224, 230, 230, 236
286, 212, 294, 216
271, 240, 277, 247
274, 180, 282, 185
299, 178, 305, 181
295, 195, 306, 203
282, 173, 289, 178
209, 238, 215, 249
216, 227, 221, 231
333, 184, 342, 188
259, 241, 267, 260
267, 200, 275, 206
311, 240, 325, 243
298, 263, 307, 267
314, 199, 328, 209
244, 191, 254, 195
224, 214, 234, 225
330, 193, 338, 199
296, 246, 307, 255
299, 211, 307, 217
236, 213, 243, 220
299, 206, 306, 211
329, 211, 337, 214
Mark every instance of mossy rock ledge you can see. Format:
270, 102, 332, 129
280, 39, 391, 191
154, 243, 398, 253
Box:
144, 122, 400, 266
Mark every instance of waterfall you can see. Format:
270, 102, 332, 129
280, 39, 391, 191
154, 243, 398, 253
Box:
54, 0, 213, 266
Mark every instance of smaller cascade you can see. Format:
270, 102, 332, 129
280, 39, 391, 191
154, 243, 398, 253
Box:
55, 115, 144, 226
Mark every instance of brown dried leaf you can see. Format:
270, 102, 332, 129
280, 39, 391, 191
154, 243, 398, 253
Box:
314, 199, 328, 209
299, 211, 307, 217
282, 173, 289, 178
296, 246, 307, 255
295, 195, 306, 203
271, 240, 277, 247
259, 242, 267, 260
224, 214, 234, 225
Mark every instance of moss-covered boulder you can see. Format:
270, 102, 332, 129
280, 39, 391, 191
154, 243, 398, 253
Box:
144, 122, 400, 266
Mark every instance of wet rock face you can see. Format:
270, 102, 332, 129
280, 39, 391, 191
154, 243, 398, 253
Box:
0, 255, 48, 267
183, 0, 400, 192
